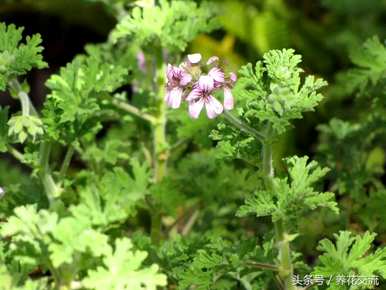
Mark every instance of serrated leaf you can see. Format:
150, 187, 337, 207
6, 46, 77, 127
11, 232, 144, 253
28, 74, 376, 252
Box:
110, 0, 218, 52
0, 23, 47, 91
237, 156, 338, 222
314, 231, 386, 281
82, 238, 167, 290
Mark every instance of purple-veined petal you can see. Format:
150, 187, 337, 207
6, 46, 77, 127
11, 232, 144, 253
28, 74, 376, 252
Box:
167, 87, 183, 109
207, 56, 219, 65
180, 71, 192, 86
187, 53, 202, 64
198, 75, 214, 91
189, 98, 204, 119
208, 67, 225, 83
205, 95, 223, 119
223, 87, 234, 110
186, 87, 202, 102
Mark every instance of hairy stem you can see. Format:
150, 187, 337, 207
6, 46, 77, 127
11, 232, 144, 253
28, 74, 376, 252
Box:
40, 142, 60, 206
262, 138, 295, 290
246, 261, 279, 271
223, 111, 265, 142
6, 145, 25, 163
59, 145, 74, 178
150, 63, 168, 244
9, 79, 38, 116
8, 78, 61, 206
112, 98, 157, 124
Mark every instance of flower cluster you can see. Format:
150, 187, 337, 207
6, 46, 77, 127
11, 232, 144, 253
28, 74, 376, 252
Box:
165, 53, 237, 119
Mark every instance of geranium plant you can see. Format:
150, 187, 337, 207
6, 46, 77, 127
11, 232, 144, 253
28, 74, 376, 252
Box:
1, 1, 386, 290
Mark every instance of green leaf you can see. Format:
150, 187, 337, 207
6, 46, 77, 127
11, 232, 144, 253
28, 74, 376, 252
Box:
110, 0, 218, 52
82, 238, 167, 290
0, 23, 47, 91
49, 217, 110, 267
0, 205, 58, 270
332, 36, 386, 97
7, 115, 43, 144
314, 231, 386, 280
70, 159, 151, 227
42, 48, 127, 143
0, 106, 9, 151
236, 49, 327, 135
237, 156, 338, 222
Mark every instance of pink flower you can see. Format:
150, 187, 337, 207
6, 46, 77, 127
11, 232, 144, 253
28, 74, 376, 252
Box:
223, 72, 237, 110
164, 54, 237, 118
165, 64, 192, 108
187, 78, 223, 119
208, 67, 225, 87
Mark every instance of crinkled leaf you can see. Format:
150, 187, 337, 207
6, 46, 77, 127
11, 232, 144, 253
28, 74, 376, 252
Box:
82, 238, 167, 290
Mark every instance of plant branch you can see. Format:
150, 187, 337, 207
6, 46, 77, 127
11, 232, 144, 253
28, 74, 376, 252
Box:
8, 78, 61, 206
9, 78, 38, 116
181, 209, 200, 236
150, 62, 169, 244
6, 145, 26, 163
223, 110, 265, 142
59, 145, 74, 178
246, 261, 279, 271
261, 132, 295, 290
112, 98, 157, 124
39, 142, 61, 206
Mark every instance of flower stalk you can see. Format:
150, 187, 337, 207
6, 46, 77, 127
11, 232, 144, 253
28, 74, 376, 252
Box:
150, 62, 169, 244
112, 98, 157, 124
8, 78, 60, 207
262, 131, 295, 290
39, 141, 61, 206
223, 111, 264, 142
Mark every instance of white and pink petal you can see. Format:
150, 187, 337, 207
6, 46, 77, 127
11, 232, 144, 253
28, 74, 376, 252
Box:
198, 75, 214, 91
223, 87, 234, 110
186, 88, 202, 102
208, 67, 225, 83
167, 87, 183, 109
229, 72, 237, 85
189, 99, 205, 119
187, 53, 202, 64
180, 72, 192, 86
205, 95, 223, 119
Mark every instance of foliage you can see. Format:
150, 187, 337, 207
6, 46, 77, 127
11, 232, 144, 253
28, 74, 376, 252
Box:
82, 238, 167, 290
0, 23, 47, 91
237, 156, 338, 223
1, 1, 386, 289
111, 0, 218, 53
314, 231, 386, 289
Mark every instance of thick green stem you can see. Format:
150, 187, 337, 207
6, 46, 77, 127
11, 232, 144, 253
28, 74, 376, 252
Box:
262, 139, 295, 290
59, 145, 74, 178
8, 78, 61, 206
6, 145, 25, 163
223, 111, 265, 142
39, 142, 60, 206
112, 98, 157, 124
150, 63, 168, 244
